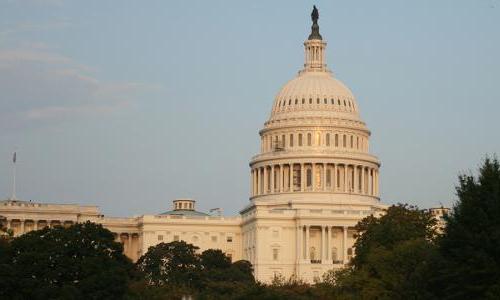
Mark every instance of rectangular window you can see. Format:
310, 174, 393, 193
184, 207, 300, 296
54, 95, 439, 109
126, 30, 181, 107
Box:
290, 134, 294, 147
158, 235, 163, 241
298, 134, 303, 146
211, 236, 217, 242
273, 249, 279, 261
227, 236, 233, 242
173, 235, 179, 241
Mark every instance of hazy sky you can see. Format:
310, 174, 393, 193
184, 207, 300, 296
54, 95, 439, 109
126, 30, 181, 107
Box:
1, 0, 499, 217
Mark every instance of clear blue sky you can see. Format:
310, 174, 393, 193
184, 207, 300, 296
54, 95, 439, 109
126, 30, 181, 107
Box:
1, 0, 499, 216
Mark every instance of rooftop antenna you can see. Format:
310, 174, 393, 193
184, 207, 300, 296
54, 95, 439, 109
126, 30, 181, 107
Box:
10, 151, 17, 200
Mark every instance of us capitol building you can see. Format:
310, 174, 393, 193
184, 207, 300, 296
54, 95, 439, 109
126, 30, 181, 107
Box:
0, 8, 442, 283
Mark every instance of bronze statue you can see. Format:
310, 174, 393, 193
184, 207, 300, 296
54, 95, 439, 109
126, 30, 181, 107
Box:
308, 5, 322, 40
311, 5, 319, 24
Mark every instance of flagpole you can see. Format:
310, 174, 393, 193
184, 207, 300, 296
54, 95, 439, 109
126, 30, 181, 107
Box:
11, 152, 16, 200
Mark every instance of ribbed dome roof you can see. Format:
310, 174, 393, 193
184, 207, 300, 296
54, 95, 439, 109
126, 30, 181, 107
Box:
270, 71, 360, 121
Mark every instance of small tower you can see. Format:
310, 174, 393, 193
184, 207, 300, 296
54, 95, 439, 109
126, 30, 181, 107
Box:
173, 199, 196, 211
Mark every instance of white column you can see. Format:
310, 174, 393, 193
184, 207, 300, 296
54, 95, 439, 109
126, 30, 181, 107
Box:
296, 225, 302, 262
344, 165, 348, 192
343, 226, 348, 264
312, 163, 316, 191
327, 226, 331, 261
254, 169, 258, 196
321, 226, 326, 261
305, 226, 310, 261
256, 168, 260, 195
369, 168, 373, 195
270, 165, 275, 193
361, 167, 365, 194
20, 220, 25, 234
354, 166, 358, 194
333, 164, 337, 192
260, 167, 264, 194
278, 164, 283, 192
300, 163, 305, 192
251, 170, 254, 196
263, 166, 268, 194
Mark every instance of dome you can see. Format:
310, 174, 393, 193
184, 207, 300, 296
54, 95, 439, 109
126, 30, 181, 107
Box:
158, 199, 209, 217
270, 71, 360, 121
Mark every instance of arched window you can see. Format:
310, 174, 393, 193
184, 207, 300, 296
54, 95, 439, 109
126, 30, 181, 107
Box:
350, 136, 353, 148
298, 134, 303, 146
307, 133, 312, 146
290, 134, 294, 147
288, 99, 291, 105
326, 133, 330, 146
356, 137, 359, 149
343, 135, 346, 147
324, 98, 327, 104
295, 99, 298, 104
309, 98, 312, 104
335, 134, 338, 147
316, 98, 320, 104
306, 168, 312, 187
331, 98, 334, 104
302, 98, 305, 104
282, 134, 285, 148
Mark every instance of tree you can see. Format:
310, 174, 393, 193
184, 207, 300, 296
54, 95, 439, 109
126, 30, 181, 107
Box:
0, 215, 12, 240
352, 204, 437, 269
200, 249, 231, 270
0, 221, 133, 299
433, 157, 500, 299
136, 241, 201, 287
328, 204, 439, 299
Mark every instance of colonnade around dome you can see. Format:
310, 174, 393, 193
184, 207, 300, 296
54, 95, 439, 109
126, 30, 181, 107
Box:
251, 162, 379, 198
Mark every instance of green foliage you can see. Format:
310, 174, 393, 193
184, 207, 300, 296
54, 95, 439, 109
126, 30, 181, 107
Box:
0, 221, 133, 300
326, 204, 439, 300
352, 203, 437, 269
200, 248, 232, 270
433, 157, 500, 299
136, 241, 201, 288
131, 242, 255, 299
